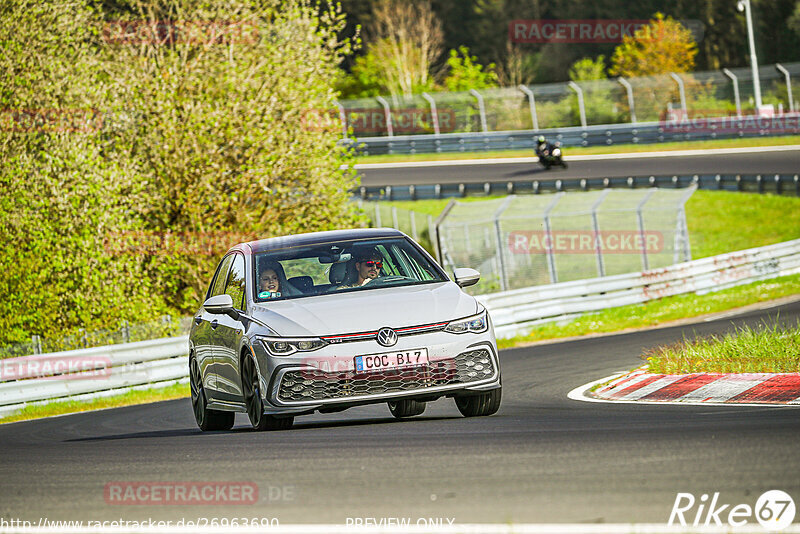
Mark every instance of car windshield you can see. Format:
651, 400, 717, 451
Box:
252, 237, 448, 302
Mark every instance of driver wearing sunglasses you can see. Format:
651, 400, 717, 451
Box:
341, 248, 383, 288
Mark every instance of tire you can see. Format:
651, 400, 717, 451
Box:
455, 387, 502, 417
190, 357, 234, 431
387, 399, 426, 418
241, 354, 293, 431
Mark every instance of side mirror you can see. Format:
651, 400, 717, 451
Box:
453, 267, 480, 288
203, 294, 235, 315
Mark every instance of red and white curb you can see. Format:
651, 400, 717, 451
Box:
569, 368, 800, 406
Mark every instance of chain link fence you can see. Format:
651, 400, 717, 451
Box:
434, 187, 696, 295
339, 62, 800, 137
1, 315, 193, 359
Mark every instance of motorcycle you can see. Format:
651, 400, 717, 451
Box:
536, 142, 568, 170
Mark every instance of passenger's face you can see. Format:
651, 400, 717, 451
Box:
259, 269, 280, 292
357, 259, 381, 281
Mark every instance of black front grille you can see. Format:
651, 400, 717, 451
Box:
277, 349, 494, 402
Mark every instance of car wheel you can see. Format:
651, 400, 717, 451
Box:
455, 387, 502, 417
241, 355, 293, 431
190, 357, 234, 431
387, 399, 426, 418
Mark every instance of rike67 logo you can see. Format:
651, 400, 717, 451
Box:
669, 490, 796, 530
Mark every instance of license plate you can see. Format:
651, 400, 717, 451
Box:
355, 349, 428, 372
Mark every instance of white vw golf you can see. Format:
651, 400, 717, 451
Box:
189, 228, 502, 431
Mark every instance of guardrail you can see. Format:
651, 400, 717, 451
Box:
0, 336, 189, 418
2, 239, 798, 417
344, 115, 800, 155
477, 238, 800, 339
355, 173, 800, 201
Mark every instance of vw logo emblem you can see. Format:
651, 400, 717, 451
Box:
376, 328, 398, 347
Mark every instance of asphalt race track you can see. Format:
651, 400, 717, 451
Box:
1, 300, 799, 526
356, 147, 800, 187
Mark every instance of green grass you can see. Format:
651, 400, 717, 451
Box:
496, 273, 800, 350
644, 321, 800, 374
0, 381, 189, 425
354, 135, 800, 164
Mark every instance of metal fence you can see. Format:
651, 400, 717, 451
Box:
339, 62, 800, 138
433, 187, 695, 294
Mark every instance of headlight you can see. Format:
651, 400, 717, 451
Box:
258, 337, 327, 356
444, 309, 488, 334
552, 148, 561, 157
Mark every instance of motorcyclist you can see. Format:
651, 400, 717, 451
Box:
536, 135, 553, 158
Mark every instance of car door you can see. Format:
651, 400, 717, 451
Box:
214, 252, 248, 403
194, 254, 233, 400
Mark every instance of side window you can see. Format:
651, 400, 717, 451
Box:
208, 255, 234, 298
224, 254, 246, 310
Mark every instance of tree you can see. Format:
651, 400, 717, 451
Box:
569, 56, 607, 82
610, 13, 698, 78
367, 0, 444, 98
442, 46, 499, 92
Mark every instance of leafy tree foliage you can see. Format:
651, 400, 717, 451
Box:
442, 47, 499, 92
0, 0, 360, 347
610, 13, 698, 78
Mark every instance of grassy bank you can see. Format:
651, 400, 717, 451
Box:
496, 273, 800, 349
644, 321, 800, 374
0, 381, 189, 425
354, 135, 800, 164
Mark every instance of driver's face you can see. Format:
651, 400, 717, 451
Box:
357, 258, 381, 280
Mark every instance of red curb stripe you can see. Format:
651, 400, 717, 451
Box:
597, 371, 646, 394
639, 374, 721, 401
608, 375, 664, 399
727, 375, 800, 403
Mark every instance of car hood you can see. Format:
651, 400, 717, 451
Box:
250, 282, 478, 337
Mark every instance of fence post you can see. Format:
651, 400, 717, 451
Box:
469, 89, 488, 133
410, 211, 418, 241
518, 85, 539, 130
568, 81, 587, 128
617, 77, 637, 124
376, 96, 393, 137
432, 200, 457, 266
374, 203, 382, 227
591, 190, 612, 278
722, 68, 742, 117
542, 193, 564, 284
636, 189, 657, 271
121, 320, 130, 343
392, 206, 399, 229
669, 73, 688, 118
31, 334, 41, 355
421, 92, 440, 136
335, 100, 348, 139
492, 196, 515, 292
775, 64, 795, 113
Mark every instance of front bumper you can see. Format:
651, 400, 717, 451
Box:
254, 331, 500, 414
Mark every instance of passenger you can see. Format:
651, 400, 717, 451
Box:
258, 263, 282, 299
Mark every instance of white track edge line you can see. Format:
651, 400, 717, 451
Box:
348, 144, 800, 169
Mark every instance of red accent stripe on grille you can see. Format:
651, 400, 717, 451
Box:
727, 375, 800, 403
396, 322, 447, 333
608, 375, 664, 399
321, 322, 447, 341
639, 374, 721, 401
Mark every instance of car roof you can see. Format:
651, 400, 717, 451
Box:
234, 228, 407, 255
